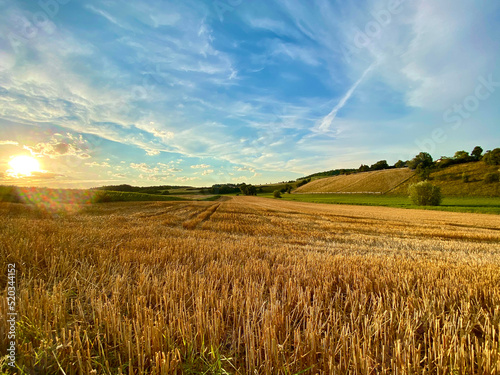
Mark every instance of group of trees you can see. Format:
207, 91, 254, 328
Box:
239, 183, 258, 196
94, 184, 171, 195
406, 146, 500, 206
302, 146, 498, 184
296, 178, 311, 187
209, 184, 240, 194
357, 146, 500, 176
358, 160, 390, 172
410, 146, 500, 170
209, 183, 262, 195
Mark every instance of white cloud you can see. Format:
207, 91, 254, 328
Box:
401, 0, 495, 110
86, 161, 111, 168
318, 62, 376, 132
130, 163, 159, 174
145, 149, 161, 156
234, 166, 256, 173
23, 134, 91, 159
190, 164, 211, 169
176, 176, 200, 182
0, 140, 18, 146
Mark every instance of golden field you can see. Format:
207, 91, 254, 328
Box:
294, 168, 414, 194
1, 196, 500, 374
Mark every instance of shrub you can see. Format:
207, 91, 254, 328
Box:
273, 190, 282, 198
462, 173, 470, 183
416, 165, 431, 181
482, 148, 500, 165
484, 172, 500, 183
0, 186, 22, 203
296, 178, 311, 188
408, 181, 442, 206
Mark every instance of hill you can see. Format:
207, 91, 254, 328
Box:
294, 168, 414, 194
294, 162, 499, 196
389, 161, 500, 196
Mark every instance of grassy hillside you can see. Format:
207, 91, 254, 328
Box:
294, 168, 414, 194
389, 161, 500, 196
295, 162, 500, 197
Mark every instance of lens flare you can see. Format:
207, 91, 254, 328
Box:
7, 155, 41, 177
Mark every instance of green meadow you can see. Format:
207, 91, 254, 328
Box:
264, 193, 500, 214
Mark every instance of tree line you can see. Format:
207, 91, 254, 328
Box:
302, 146, 500, 180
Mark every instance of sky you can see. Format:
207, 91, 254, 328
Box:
0, 0, 499, 188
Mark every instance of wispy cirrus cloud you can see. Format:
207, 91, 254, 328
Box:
0, 0, 498, 188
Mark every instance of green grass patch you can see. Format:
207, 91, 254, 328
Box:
264, 193, 500, 214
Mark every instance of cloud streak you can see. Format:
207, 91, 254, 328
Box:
318, 62, 377, 133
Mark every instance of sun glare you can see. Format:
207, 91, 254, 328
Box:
7, 155, 41, 177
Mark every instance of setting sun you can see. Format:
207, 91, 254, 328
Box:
7, 155, 41, 178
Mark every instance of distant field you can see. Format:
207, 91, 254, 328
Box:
270, 193, 500, 214
1, 196, 500, 374
294, 168, 414, 194
0, 186, 219, 207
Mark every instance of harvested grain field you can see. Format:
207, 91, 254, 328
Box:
1, 196, 500, 374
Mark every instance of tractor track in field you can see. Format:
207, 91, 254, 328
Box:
182, 202, 222, 229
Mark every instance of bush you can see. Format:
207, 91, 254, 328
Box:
273, 190, 282, 198
408, 181, 442, 206
462, 173, 470, 183
0, 186, 22, 203
482, 148, 500, 165
484, 172, 500, 183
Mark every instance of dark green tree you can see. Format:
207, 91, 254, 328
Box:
358, 164, 370, 172
453, 150, 470, 162
370, 160, 389, 171
239, 183, 248, 195
416, 164, 431, 181
436, 157, 454, 168
296, 178, 311, 188
482, 148, 500, 165
246, 185, 257, 196
394, 160, 406, 168
408, 152, 433, 170
471, 146, 483, 161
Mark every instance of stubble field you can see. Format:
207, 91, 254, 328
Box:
1, 196, 500, 374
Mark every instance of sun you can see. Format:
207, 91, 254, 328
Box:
7, 155, 42, 177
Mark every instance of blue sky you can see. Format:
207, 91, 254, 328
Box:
0, 0, 499, 188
